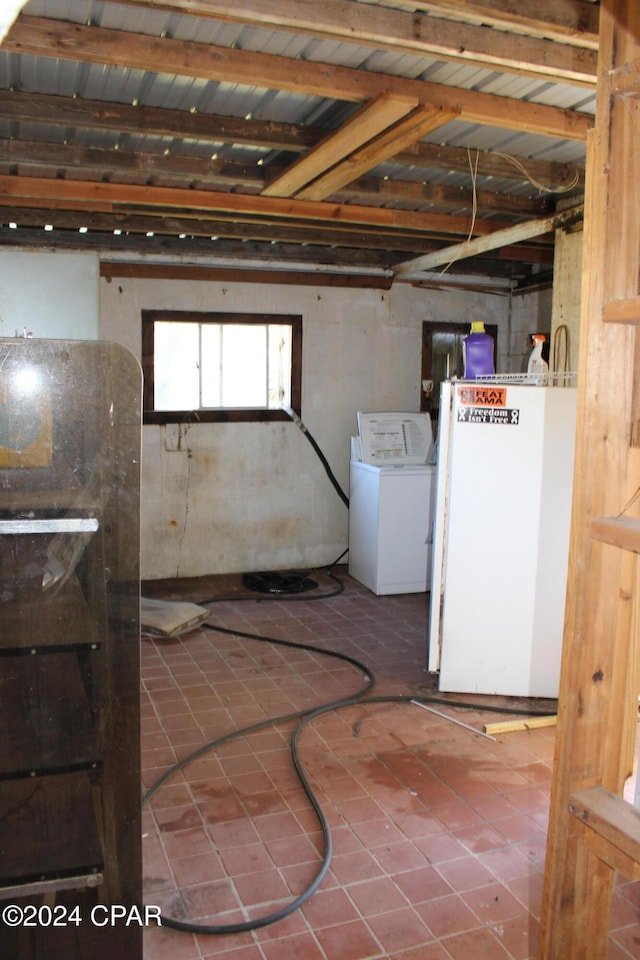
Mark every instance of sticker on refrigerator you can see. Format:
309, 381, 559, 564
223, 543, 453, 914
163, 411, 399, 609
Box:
457, 406, 520, 425
457, 385, 507, 407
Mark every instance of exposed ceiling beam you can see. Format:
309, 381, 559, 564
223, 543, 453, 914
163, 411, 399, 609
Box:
0, 219, 552, 271
99, 262, 394, 289
0, 90, 319, 152
294, 105, 458, 201
0, 173, 512, 237
382, 0, 599, 48
0, 223, 542, 284
394, 202, 583, 276
0, 92, 585, 190
0, 210, 431, 254
265, 103, 458, 201
261, 93, 420, 198
337, 175, 550, 216
105, 0, 598, 85
0, 137, 552, 216
0, 176, 558, 274
1, 194, 526, 251
5, 16, 593, 141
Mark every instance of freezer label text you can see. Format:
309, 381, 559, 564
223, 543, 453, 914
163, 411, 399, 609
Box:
457, 406, 520, 425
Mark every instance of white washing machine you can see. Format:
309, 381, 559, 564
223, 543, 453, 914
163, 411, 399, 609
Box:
348, 412, 436, 596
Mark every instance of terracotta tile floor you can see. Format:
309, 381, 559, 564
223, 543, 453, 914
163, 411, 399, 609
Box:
140, 573, 640, 960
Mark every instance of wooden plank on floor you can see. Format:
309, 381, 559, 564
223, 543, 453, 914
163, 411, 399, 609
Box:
482, 715, 557, 735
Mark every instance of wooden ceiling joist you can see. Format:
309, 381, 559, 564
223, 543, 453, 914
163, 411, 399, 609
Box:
0, 6, 590, 274
0, 90, 319, 153
294, 105, 459, 202
0, 91, 584, 193
99, 262, 394, 289
0, 222, 552, 275
394, 203, 583, 277
107, 0, 598, 86
0, 173, 524, 238
5, 16, 593, 141
261, 94, 420, 198
384, 0, 599, 48
0, 206, 550, 264
0, 137, 552, 217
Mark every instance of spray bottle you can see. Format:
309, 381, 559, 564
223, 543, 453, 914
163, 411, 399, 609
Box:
527, 334, 549, 383
463, 321, 495, 379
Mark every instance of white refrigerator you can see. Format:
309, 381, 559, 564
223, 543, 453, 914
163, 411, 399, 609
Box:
428, 380, 577, 697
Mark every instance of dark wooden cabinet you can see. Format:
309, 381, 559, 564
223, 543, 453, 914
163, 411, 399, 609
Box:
0, 339, 142, 959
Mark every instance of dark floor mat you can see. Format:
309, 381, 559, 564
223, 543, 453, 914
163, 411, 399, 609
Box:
141, 566, 346, 605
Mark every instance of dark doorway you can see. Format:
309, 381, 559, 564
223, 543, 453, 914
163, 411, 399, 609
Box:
421, 321, 499, 424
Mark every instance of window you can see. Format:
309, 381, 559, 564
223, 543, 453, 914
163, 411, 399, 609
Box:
142, 311, 302, 423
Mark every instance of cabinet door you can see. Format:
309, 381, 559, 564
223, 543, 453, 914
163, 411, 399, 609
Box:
0, 339, 142, 960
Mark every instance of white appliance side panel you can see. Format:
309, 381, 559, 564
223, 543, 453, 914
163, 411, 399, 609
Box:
375, 467, 435, 594
438, 386, 546, 695
428, 381, 453, 672
528, 388, 577, 696
348, 461, 381, 594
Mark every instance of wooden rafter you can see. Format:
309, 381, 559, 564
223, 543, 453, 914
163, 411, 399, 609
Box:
0, 91, 584, 192
394, 204, 583, 277
381, 0, 599, 47
0, 137, 551, 216
105, 0, 598, 86
1, 207, 553, 264
4, 16, 593, 140
265, 102, 458, 201
294, 105, 458, 201
100, 262, 395, 289
0, 7, 591, 273
0, 173, 509, 236
261, 94, 420, 198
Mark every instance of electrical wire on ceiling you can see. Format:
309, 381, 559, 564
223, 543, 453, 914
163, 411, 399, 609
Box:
439, 147, 479, 277
494, 153, 581, 194
433, 148, 580, 281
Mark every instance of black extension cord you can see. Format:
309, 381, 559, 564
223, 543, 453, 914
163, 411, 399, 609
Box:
142, 603, 555, 935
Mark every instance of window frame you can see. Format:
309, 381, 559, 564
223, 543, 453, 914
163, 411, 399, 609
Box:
142, 310, 302, 424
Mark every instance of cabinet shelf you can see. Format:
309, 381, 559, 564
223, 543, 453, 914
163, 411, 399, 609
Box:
0, 771, 104, 890
0, 577, 101, 653
0, 653, 101, 778
0, 489, 96, 512
0, 517, 99, 535
0, 337, 142, 959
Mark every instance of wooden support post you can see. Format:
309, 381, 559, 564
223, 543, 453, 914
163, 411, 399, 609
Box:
539, 2, 640, 957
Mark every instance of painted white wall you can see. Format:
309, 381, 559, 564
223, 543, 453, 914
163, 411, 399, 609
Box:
100, 274, 513, 579
0, 246, 575, 580
509, 286, 554, 372
0, 250, 99, 339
